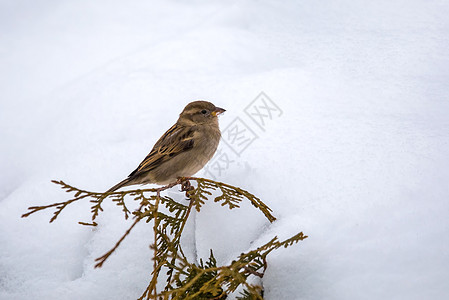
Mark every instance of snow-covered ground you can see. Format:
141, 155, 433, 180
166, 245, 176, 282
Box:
1, 1, 449, 299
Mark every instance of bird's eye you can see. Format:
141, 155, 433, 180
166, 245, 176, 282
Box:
201, 109, 208, 114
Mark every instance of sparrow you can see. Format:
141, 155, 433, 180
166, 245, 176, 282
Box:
106, 101, 225, 193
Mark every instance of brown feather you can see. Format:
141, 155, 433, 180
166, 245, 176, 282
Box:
128, 125, 196, 178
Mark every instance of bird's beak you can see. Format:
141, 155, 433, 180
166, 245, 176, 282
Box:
212, 107, 226, 117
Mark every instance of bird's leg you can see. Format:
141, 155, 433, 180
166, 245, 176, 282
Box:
180, 179, 190, 191
179, 178, 195, 198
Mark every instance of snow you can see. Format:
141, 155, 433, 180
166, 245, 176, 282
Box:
1, 0, 449, 299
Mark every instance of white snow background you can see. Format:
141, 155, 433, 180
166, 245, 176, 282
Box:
1, 0, 449, 299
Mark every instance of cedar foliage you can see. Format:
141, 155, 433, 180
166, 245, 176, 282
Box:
22, 177, 307, 299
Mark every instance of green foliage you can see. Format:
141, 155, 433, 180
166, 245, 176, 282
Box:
169, 250, 226, 299
22, 177, 307, 299
190, 179, 276, 222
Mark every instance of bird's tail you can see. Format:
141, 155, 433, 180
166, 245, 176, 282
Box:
106, 178, 132, 193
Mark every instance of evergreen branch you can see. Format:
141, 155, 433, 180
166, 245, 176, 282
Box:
78, 221, 98, 226
21, 195, 87, 222
150, 188, 163, 297
24, 177, 303, 299
90, 196, 105, 220
21, 180, 97, 221
183, 177, 276, 223
110, 193, 131, 219
94, 208, 144, 268
238, 283, 264, 300
237, 286, 264, 300
164, 197, 196, 288
160, 232, 307, 299
242, 266, 264, 278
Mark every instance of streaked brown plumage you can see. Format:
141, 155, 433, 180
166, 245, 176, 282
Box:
106, 101, 225, 193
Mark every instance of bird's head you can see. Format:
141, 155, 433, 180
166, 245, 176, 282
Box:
178, 101, 225, 126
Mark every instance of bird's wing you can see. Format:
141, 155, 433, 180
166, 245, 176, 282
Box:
128, 124, 195, 178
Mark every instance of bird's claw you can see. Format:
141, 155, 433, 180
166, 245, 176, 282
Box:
179, 179, 195, 198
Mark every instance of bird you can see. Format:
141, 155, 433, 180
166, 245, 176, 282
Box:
106, 100, 225, 193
